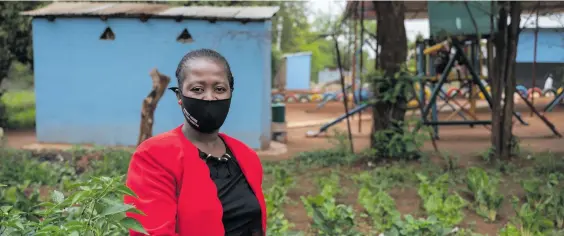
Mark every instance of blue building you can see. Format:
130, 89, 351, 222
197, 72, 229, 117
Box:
22, 2, 278, 149
516, 28, 564, 88
283, 52, 312, 90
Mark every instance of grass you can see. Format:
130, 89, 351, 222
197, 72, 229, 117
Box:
1, 90, 35, 129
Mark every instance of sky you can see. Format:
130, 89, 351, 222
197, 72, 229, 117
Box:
308, 0, 564, 42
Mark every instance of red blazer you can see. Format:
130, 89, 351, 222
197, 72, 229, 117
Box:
124, 125, 266, 235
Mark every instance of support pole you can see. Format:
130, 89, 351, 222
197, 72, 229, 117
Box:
431, 83, 439, 139
358, 2, 365, 133
470, 42, 477, 117
544, 90, 564, 112
531, 8, 539, 116
333, 35, 355, 152
351, 5, 358, 118
516, 92, 562, 137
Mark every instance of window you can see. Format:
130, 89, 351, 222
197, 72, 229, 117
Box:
176, 28, 193, 43
100, 27, 115, 40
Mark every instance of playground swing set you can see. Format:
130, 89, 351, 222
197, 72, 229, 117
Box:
305, 1, 562, 140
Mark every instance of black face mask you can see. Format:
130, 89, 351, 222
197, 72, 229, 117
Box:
179, 94, 231, 134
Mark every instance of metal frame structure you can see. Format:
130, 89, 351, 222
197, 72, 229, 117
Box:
416, 38, 529, 139
544, 89, 564, 112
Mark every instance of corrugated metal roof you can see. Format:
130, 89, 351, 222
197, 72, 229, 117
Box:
344, 1, 564, 20
21, 2, 279, 21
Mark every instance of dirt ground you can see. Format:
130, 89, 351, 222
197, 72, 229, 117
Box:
5, 98, 564, 160
262, 98, 564, 160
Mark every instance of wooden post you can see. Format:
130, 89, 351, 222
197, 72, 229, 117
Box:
138, 68, 171, 146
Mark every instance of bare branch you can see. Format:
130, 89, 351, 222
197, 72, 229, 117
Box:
519, 1, 540, 34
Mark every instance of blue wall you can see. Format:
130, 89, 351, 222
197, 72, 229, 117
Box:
32, 18, 272, 149
284, 52, 312, 90
517, 29, 564, 63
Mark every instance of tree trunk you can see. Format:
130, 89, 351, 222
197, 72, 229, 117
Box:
501, 1, 521, 158
370, 1, 408, 149
491, 3, 507, 158
492, 1, 521, 159
138, 68, 171, 146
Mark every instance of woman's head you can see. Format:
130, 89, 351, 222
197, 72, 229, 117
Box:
174, 49, 234, 134
175, 49, 234, 100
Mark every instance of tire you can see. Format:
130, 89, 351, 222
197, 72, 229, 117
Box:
298, 95, 310, 103
515, 85, 528, 97
310, 94, 323, 102
543, 88, 557, 97
527, 87, 542, 99
272, 94, 285, 103
285, 94, 298, 103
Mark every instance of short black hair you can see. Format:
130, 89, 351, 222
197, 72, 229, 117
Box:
175, 48, 234, 91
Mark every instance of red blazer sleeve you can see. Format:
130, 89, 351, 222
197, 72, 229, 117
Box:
124, 147, 179, 236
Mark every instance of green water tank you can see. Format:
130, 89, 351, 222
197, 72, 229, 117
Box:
272, 103, 286, 123
428, 1, 497, 38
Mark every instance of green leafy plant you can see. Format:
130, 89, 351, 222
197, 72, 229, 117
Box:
521, 174, 564, 230
358, 186, 400, 233
265, 167, 300, 236
353, 165, 417, 191
417, 173, 467, 227
292, 148, 356, 168
371, 119, 429, 160
385, 215, 454, 236
0, 176, 147, 236
507, 196, 554, 236
81, 149, 133, 179
466, 167, 504, 222
498, 223, 521, 236
0, 180, 42, 222
301, 173, 360, 236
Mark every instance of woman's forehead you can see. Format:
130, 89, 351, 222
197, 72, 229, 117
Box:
183, 58, 227, 84
187, 58, 224, 72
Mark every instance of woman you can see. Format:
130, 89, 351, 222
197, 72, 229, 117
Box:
124, 49, 266, 236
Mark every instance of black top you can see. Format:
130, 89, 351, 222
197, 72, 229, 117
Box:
198, 143, 262, 236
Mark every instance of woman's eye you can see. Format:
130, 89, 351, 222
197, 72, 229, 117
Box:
215, 87, 227, 92
190, 87, 204, 92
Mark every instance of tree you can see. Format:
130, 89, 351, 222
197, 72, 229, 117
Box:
369, 2, 409, 152
490, 1, 522, 159
0, 2, 44, 127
